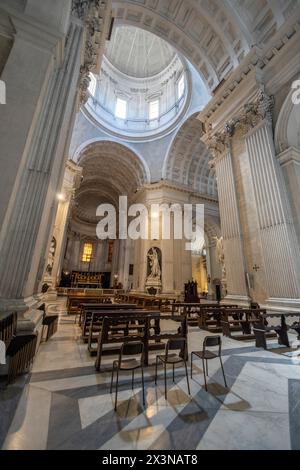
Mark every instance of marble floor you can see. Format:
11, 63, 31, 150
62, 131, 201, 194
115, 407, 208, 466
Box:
1, 298, 300, 450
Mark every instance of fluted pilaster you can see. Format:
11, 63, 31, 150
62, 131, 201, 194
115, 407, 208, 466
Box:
246, 122, 300, 301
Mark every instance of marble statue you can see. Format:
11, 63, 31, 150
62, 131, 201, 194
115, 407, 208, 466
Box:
147, 247, 161, 280
214, 236, 225, 266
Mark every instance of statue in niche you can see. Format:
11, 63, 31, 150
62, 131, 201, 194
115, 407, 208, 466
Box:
147, 247, 161, 281
146, 247, 162, 295
214, 236, 225, 266
213, 236, 227, 294
46, 237, 56, 276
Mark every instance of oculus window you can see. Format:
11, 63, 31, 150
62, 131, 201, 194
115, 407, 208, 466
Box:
115, 98, 127, 119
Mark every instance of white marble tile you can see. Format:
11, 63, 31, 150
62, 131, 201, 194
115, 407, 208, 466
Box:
3, 384, 51, 450
197, 409, 290, 450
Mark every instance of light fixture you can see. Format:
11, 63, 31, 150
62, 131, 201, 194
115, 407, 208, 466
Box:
57, 193, 66, 202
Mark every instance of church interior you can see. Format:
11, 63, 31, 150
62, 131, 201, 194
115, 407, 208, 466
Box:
1, 0, 300, 453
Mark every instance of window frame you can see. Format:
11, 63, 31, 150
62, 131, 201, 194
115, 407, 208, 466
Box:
115, 97, 128, 120
149, 99, 160, 120
177, 75, 185, 100
82, 243, 93, 263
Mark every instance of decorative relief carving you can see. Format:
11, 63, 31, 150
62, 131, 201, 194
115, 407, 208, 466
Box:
73, 0, 112, 105
207, 87, 274, 167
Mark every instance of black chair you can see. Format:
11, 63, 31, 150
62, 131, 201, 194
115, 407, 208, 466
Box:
191, 335, 227, 391
110, 341, 145, 411
155, 338, 190, 400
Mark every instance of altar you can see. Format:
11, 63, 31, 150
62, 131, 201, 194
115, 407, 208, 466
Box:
70, 271, 110, 289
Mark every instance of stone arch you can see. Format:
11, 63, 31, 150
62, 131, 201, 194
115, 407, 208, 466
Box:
163, 113, 217, 197
275, 78, 300, 153
111, 0, 300, 92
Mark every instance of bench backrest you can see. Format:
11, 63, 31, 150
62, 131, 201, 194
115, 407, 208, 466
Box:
0, 313, 17, 348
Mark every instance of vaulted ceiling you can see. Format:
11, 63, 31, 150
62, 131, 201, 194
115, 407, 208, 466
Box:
164, 113, 217, 198
112, 0, 300, 91
73, 141, 149, 226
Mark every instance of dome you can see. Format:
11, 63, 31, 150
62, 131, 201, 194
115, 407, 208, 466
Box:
105, 26, 176, 78
83, 25, 192, 141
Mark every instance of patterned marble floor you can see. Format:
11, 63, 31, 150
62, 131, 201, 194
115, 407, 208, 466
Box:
1, 298, 300, 450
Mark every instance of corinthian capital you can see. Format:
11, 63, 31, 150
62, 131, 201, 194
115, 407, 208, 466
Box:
234, 88, 274, 135
208, 130, 231, 168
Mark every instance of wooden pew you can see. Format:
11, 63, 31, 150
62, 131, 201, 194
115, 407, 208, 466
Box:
81, 304, 141, 341
87, 309, 160, 355
94, 313, 188, 371
67, 293, 112, 315
0, 313, 37, 384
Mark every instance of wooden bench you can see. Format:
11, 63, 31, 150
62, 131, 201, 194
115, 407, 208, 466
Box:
253, 315, 291, 349
87, 309, 161, 355
67, 294, 112, 315
0, 313, 37, 384
95, 313, 188, 371
81, 304, 142, 341
197, 305, 239, 330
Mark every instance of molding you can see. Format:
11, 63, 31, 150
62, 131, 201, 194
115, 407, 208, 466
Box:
277, 146, 300, 166
198, 20, 300, 130
203, 87, 274, 167
73, 0, 113, 105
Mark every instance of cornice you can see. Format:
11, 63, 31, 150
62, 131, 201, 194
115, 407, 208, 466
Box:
202, 87, 274, 168
198, 19, 300, 130
135, 180, 218, 204
277, 147, 300, 166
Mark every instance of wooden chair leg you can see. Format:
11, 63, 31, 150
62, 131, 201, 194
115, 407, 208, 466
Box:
172, 364, 175, 383
206, 358, 209, 376
190, 352, 193, 379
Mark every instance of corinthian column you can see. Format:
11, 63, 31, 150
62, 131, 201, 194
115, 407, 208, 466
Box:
43, 161, 82, 298
242, 92, 300, 309
207, 134, 249, 304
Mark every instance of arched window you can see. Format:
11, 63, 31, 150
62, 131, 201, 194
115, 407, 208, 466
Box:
149, 100, 159, 120
115, 97, 127, 119
82, 243, 93, 263
88, 73, 97, 97
177, 75, 185, 100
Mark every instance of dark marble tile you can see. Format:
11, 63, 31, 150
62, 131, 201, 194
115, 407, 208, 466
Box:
289, 379, 300, 450
47, 392, 82, 449
0, 374, 29, 448
30, 365, 96, 383
52, 391, 144, 450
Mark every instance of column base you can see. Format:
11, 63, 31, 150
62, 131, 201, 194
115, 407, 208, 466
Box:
263, 297, 300, 314
221, 294, 251, 307
43, 288, 58, 301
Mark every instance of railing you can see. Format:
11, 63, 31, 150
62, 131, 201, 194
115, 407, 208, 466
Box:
87, 93, 186, 132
